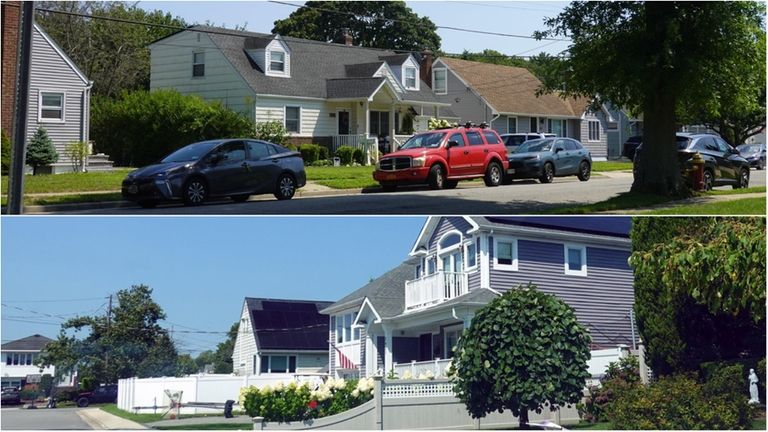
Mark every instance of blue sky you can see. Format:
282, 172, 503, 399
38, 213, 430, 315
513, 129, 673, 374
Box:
1, 216, 425, 355
138, 0, 572, 57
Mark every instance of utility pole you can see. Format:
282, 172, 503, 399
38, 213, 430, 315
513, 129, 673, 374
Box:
6, 1, 35, 214
105, 294, 112, 371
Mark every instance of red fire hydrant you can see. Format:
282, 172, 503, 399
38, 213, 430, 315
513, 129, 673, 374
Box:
689, 152, 705, 191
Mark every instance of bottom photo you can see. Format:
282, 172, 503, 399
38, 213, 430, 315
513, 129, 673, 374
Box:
1, 216, 765, 431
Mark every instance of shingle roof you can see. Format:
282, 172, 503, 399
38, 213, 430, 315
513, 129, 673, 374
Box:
1, 334, 53, 351
476, 217, 631, 238
327, 77, 387, 99
345, 62, 385, 78
379, 54, 411, 66
244, 298, 334, 351
438, 57, 592, 118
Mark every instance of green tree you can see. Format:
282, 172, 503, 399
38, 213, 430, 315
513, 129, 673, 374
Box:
37, 285, 178, 386
254, 121, 288, 147
272, 1, 440, 51
26, 127, 59, 175
537, 2, 766, 195
36, 1, 187, 97
452, 285, 591, 428
176, 354, 199, 376
629, 218, 766, 377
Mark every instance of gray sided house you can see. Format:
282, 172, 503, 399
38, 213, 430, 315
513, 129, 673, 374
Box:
321, 216, 635, 379
149, 26, 456, 152
27, 23, 92, 173
231, 298, 333, 376
606, 104, 644, 158
429, 58, 617, 160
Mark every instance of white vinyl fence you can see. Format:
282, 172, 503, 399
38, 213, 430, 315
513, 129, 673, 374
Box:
118, 374, 323, 415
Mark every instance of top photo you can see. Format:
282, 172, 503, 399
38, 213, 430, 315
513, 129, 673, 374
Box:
1, 0, 765, 215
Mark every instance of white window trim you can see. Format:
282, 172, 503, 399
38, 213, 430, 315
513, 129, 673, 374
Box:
464, 239, 478, 271
335, 312, 360, 345
38, 90, 66, 123
192, 51, 205, 78
426, 255, 437, 275
507, 116, 518, 134
437, 230, 463, 255
433, 68, 447, 95
564, 244, 588, 277
284, 106, 301, 134
493, 236, 519, 271
404, 66, 418, 90
260, 354, 296, 374
588, 120, 600, 142
268, 50, 286, 74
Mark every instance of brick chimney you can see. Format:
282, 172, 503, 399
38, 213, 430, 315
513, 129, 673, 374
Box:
1, 0, 20, 135
341, 28, 353, 46
419, 48, 433, 87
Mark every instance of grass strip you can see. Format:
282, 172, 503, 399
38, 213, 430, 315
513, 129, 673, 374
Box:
545, 192, 673, 214
100, 404, 165, 423
591, 161, 632, 172
1, 169, 132, 194
645, 197, 765, 215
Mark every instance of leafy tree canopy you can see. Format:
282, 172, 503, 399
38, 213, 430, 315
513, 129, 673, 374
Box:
272, 1, 440, 52
36, 1, 187, 97
452, 285, 591, 428
537, 2, 766, 195
194, 322, 238, 374
37, 285, 178, 386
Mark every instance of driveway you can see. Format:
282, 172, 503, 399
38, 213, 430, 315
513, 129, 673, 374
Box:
0, 407, 93, 430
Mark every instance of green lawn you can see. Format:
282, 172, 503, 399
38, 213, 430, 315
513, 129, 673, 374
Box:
567, 419, 766, 430
706, 186, 766, 195
645, 197, 766, 215
546, 192, 675, 214
100, 404, 165, 423
1, 169, 132, 194
591, 161, 633, 172
305, 165, 377, 189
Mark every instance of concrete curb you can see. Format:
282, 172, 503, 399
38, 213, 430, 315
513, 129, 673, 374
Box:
77, 407, 147, 430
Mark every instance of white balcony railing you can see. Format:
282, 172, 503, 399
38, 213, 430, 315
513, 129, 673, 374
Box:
392, 358, 453, 380
405, 271, 468, 311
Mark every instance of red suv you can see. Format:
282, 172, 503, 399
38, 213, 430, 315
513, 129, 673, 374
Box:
373, 126, 509, 191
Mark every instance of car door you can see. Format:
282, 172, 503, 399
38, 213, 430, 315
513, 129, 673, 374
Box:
445, 131, 472, 176
204, 141, 251, 196
245, 141, 283, 193
552, 139, 571, 173
463, 130, 488, 174
713, 136, 737, 181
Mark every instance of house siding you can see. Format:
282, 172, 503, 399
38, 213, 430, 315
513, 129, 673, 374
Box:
150, 31, 255, 119
28, 25, 89, 173
232, 303, 257, 375
255, 97, 340, 138
431, 60, 494, 124
579, 111, 609, 160
427, 217, 474, 256
488, 237, 634, 348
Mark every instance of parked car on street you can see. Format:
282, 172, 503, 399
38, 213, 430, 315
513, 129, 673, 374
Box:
75, 385, 118, 407
122, 139, 306, 208
634, 134, 751, 190
505, 137, 592, 184
621, 135, 643, 161
373, 125, 509, 191
1, 388, 21, 405
737, 143, 766, 170
500, 133, 556, 154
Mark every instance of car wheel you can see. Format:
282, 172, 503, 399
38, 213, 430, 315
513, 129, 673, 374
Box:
138, 200, 157, 209
380, 183, 397, 192
733, 168, 749, 189
274, 173, 296, 200
427, 165, 445, 190
444, 180, 459, 189
703, 169, 714, 191
183, 178, 207, 206
230, 194, 250, 203
483, 161, 502, 187
539, 163, 554, 184
577, 161, 591, 181
77, 397, 90, 408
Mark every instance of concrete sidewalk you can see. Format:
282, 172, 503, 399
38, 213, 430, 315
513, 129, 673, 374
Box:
77, 407, 147, 430
146, 415, 253, 428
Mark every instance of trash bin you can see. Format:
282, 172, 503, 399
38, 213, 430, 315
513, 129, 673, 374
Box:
332, 157, 341, 167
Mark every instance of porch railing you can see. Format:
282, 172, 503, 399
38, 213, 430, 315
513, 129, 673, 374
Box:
404, 271, 468, 311
330, 135, 378, 165
392, 358, 452, 380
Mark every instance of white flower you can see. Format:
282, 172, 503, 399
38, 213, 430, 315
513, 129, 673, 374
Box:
424, 370, 435, 380
332, 377, 346, 390
351, 389, 360, 397
402, 370, 413, 380
274, 381, 284, 391
261, 384, 272, 395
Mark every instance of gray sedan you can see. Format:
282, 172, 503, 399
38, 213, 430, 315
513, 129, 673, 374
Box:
506, 138, 592, 183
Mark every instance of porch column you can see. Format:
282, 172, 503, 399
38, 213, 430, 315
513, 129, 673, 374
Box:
389, 105, 396, 151
479, 234, 490, 289
364, 100, 370, 138
383, 326, 393, 374
366, 324, 376, 377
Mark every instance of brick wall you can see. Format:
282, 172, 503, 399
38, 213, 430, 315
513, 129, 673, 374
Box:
1, 1, 20, 135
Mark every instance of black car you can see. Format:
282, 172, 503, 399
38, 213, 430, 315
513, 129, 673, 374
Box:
506, 137, 592, 183
75, 384, 118, 407
621, 135, 643, 161
122, 139, 307, 208
1, 388, 21, 405
737, 144, 766, 170
634, 134, 750, 190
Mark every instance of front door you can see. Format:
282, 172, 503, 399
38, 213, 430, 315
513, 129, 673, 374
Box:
440, 250, 463, 299
338, 111, 350, 135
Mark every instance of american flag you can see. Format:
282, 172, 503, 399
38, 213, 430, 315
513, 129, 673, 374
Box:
333, 344, 357, 370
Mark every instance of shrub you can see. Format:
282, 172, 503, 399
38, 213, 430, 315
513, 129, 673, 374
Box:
335, 146, 356, 165
318, 145, 329, 161
255, 120, 287, 146
53, 387, 79, 403
298, 144, 324, 164
26, 127, 59, 174
91, 90, 255, 167
309, 159, 332, 167
285, 143, 298, 152
352, 148, 364, 165
578, 356, 641, 423
1, 130, 11, 175
606, 373, 753, 430
64, 141, 90, 173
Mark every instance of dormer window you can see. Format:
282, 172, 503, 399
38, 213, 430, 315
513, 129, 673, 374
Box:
270, 51, 285, 72
405, 67, 417, 89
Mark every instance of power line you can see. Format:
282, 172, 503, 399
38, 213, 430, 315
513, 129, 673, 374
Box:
1, 296, 106, 303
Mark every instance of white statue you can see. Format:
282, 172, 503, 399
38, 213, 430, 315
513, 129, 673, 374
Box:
748, 368, 760, 405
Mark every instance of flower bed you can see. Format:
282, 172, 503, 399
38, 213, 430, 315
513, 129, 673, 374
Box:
238, 378, 374, 422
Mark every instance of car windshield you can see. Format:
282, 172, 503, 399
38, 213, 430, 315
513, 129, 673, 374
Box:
503, 136, 529, 148
738, 144, 762, 154
516, 139, 554, 153
400, 132, 446, 149
161, 142, 219, 163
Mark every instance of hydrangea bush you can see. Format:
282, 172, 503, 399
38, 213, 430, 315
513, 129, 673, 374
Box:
239, 377, 375, 422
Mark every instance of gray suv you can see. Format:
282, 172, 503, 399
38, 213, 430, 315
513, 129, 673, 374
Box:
501, 133, 557, 154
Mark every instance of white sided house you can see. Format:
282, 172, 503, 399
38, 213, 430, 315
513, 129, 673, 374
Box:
26, 23, 93, 173
149, 26, 457, 153
1, 334, 75, 388
321, 216, 637, 380
232, 298, 333, 376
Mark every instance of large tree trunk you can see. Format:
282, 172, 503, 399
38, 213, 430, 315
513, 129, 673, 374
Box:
631, 2, 684, 196
519, 408, 530, 429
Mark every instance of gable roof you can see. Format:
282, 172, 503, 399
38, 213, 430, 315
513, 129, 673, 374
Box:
244, 298, 333, 351
437, 57, 591, 118
379, 54, 412, 67
1, 334, 53, 351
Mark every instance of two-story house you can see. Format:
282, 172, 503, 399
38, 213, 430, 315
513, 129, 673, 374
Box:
425, 57, 617, 160
321, 216, 635, 379
149, 27, 457, 153
1, 334, 58, 389
231, 298, 333, 376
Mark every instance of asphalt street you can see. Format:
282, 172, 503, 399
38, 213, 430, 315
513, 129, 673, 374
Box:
56, 170, 766, 215
0, 407, 93, 430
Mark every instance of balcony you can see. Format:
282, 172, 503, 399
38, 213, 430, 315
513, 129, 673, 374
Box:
404, 271, 468, 311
